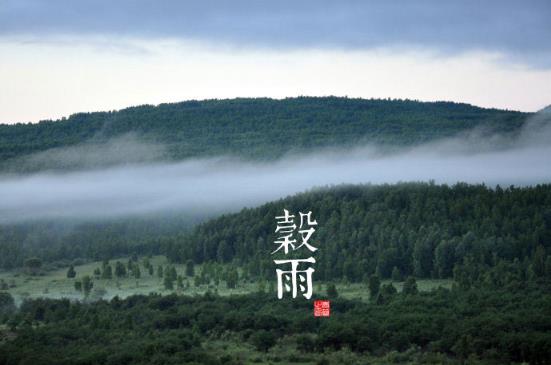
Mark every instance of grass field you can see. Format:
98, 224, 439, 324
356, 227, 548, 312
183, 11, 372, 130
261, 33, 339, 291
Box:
0, 255, 453, 305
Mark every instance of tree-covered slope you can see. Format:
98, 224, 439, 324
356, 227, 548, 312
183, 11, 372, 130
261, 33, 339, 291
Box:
0, 97, 528, 169
2, 182, 550, 278
167, 183, 551, 283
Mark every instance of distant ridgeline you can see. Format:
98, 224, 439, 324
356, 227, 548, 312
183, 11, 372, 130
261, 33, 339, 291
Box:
4, 182, 550, 286
0, 97, 528, 172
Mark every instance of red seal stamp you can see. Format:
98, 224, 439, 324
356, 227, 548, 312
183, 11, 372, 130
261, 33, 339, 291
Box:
314, 300, 330, 317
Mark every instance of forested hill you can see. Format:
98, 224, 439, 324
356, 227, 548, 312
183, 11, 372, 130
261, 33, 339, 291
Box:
2, 182, 550, 277
0, 97, 527, 170
166, 183, 551, 284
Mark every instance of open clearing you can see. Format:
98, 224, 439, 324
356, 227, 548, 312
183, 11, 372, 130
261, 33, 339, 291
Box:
0, 255, 453, 305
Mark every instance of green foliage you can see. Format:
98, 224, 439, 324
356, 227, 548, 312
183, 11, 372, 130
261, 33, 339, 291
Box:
326, 283, 339, 299
101, 264, 113, 280
81, 275, 94, 297
114, 261, 127, 278
66, 265, 76, 278
0, 291, 15, 316
185, 260, 194, 277
434, 239, 456, 278
376, 283, 397, 304
24, 257, 42, 275
249, 330, 277, 352
4, 283, 550, 364
402, 276, 418, 295
368, 274, 381, 299
0, 97, 528, 172
169, 182, 551, 285
391, 266, 402, 282
176, 275, 184, 290
163, 276, 174, 290
225, 267, 238, 289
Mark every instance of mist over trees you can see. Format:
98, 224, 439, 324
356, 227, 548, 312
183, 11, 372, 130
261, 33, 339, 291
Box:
0, 97, 528, 172
1, 182, 550, 285
0, 99, 549, 364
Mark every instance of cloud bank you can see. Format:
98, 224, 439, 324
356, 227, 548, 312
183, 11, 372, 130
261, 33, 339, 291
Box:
0, 113, 550, 223
1, 0, 550, 67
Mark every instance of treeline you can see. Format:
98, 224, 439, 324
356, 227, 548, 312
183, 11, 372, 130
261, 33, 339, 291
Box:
164, 182, 551, 284
1, 277, 550, 364
2, 182, 550, 283
0, 215, 197, 270
0, 97, 527, 171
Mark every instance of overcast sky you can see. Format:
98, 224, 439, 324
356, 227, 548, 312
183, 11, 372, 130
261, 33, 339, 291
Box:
1, 0, 551, 123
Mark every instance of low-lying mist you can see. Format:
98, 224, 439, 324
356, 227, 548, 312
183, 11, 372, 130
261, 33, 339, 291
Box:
1, 111, 550, 224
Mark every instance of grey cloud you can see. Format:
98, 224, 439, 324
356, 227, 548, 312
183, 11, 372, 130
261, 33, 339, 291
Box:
1, 0, 550, 67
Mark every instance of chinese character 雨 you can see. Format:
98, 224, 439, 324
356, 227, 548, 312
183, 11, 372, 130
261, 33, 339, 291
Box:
274, 257, 315, 299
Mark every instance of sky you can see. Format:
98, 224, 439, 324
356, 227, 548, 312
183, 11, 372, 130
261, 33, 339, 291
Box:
1, 0, 551, 123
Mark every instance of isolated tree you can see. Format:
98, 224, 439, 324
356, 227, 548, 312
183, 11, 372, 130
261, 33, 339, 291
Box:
101, 265, 113, 280
93, 267, 101, 278
133, 265, 141, 279
391, 266, 402, 282
0, 292, 16, 316
368, 274, 381, 299
148, 265, 154, 276
157, 265, 164, 278
66, 265, 76, 278
24, 257, 42, 275
115, 261, 127, 278
164, 276, 174, 290
74, 280, 82, 292
402, 276, 418, 295
185, 260, 195, 277
166, 266, 177, 281
81, 275, 94, 298
326, 283, 339, 299
225, 267, 238, 289
376, 283, 397, 305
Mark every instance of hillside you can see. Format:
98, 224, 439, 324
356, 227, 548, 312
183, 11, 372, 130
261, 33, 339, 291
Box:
0, 97, 528, 171
166, 182, 551, 283
2, 183, 551, 365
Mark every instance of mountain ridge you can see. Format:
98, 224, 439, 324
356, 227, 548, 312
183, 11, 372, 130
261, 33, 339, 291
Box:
0, 97, 529, 172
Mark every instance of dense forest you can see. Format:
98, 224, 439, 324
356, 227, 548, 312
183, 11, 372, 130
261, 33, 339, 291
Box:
0, 97, 528, 172
163, 183, 551, 285
3, 183, 550, 288
1, 98, 550, 364
1, 273, 550, 364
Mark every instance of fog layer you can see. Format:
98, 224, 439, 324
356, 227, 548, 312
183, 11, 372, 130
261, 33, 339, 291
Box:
1, 114, 550, 223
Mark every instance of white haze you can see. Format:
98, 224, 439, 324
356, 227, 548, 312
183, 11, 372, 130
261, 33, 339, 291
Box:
0, 113, 550, 223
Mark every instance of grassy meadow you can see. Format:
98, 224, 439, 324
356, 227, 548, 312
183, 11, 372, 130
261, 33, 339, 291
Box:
0, 255, 452, 305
